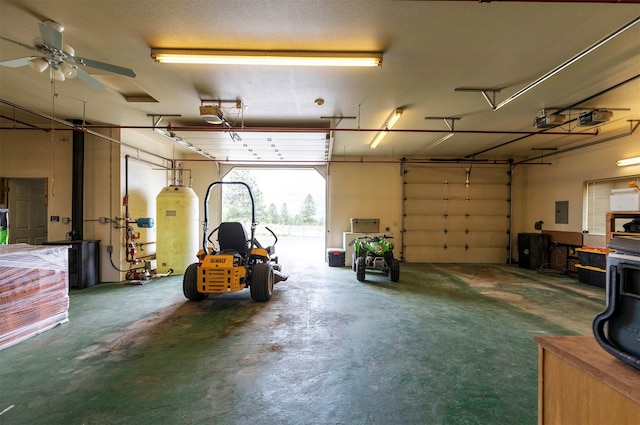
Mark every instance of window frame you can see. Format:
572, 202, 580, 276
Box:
584, 175, 640, 235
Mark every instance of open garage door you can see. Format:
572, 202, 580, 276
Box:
402, 164, 511, 263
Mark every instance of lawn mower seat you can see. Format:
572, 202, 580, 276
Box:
217, 222, 249, 256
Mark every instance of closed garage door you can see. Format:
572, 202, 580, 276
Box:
402, 164, 511, 263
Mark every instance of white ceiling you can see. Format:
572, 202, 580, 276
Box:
1, 1, 639, 164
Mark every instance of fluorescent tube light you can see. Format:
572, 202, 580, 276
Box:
151, 49, 382, 67
370, 108, 403, 149
616, 156, 640, 167
413, 133, 455, 157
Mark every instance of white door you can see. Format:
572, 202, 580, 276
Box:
8, 178, 48, 245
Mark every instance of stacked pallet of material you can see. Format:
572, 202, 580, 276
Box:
0, 244, 69, 350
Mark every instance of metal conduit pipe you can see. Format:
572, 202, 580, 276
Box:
1, 99, 598, 138
553, 74, 640, 115
0, 99, 173, 164
124, 155, 175, 220
517, 120, 640, 165
0, 114, 49, 131
474, 1, 640, 3
492, 17, 640, 111
466, 74, 640, 158
175, 157, 533, 166
29, 124, 596, 137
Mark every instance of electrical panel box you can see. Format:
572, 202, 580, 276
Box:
555, 201, 569, 224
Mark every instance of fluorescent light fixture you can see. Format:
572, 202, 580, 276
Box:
616, 156, 640, 167
370, 108, 403, 149
411, 116, 459, 157
413, 133, 455, 157
151, 49, 382, 67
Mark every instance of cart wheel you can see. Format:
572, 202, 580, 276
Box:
356, 257, 366, 282
389, 259, 400, 282
251, 262, 274, 302
183, 263, 207, 301
352, 251, 357, 271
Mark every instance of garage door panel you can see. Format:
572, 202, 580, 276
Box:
442, 184, 507, 200
404, 215, 508, 231
405, 183, 508, 201
405, 199, 509, 216
404, 166, 508, 184
404, 183, 446, 198
404, 246, 508, 263
467, 185, 509, 200
402, 165, 510, 264
404, 231, 507, 247
404, 167, 464, 184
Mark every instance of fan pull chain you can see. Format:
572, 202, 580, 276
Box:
50, 77, 57, 197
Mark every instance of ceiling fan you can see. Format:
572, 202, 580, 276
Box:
0, 20, 135, 89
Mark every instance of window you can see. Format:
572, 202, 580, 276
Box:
585, 176, 640, 235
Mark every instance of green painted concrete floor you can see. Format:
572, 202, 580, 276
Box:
0, 253, 605, 425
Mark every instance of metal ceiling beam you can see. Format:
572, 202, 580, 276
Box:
2, 123, 595, 137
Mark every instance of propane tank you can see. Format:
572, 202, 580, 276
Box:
156, 185, 199, 274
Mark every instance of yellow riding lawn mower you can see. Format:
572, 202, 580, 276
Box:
183, 181, 288, 302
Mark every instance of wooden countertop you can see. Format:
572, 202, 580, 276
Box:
535, 336, 640, 404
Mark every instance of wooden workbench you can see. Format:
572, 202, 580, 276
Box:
535, 336, 640, 425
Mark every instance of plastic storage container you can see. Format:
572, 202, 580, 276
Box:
327, 248, 345, 267
350, 218, 379, 233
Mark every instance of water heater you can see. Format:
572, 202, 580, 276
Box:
156, 185, 199, 274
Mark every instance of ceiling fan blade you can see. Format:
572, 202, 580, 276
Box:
38, 21, 63, 51
73, 56, 136, 78
0, 57, 37, 68
0, 36, 37, 51
75, 66, 105, 90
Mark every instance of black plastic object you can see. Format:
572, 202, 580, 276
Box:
517, 233, 549, 270
623, 218, 640, 233
42, 240, 100, 289
327, 249, 345, 267
592, 238, 640, 370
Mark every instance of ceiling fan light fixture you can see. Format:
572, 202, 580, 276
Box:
59, 61, 77, 78
151, 49, 383, 67
28, 57, 49, 73
200, 105, 224, 124
50, 66, 65, 81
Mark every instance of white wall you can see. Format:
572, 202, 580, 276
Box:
513, 132, 640, 249
0, 127, 178, 282
0, 129, 74, 241
326, 161, 403, 250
